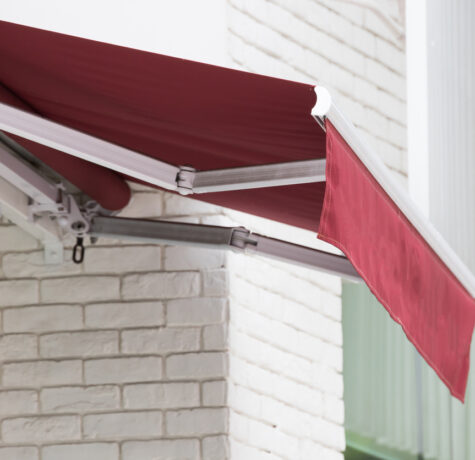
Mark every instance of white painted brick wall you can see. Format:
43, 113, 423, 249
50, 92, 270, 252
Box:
0, 1, 405, 459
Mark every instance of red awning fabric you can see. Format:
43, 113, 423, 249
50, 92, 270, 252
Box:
0, 21, 474, 401
319, 122, 475, 401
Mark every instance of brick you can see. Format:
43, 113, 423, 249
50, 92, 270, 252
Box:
127, 180, 156, 192
83, 246, 161, 273
42, 443, 118, 460
365, 58, 404, 98
230, 303, 319, 361
41, 386, 120, 413
298, 439, 324, 459
3, 360, 82, 387
364, 7, 399, 42
164, 194, 220, 216
122, 272, 200, 300
229, 356, 323, 416
2, 415, 80, 443
229, 438, 280, 460
375, 37, 404, 73
323, 394, 344, 424
166, 408, 226, 436
202, 269, 228, 296
40, 331, 118, 358
229, 327, 316, 386
41, 277, 120, 303
230, 275, 342, 345
118, 192, 162, 218
122, 327, 200, 354
0, 334, 37, 360
166, 353, 226, 379
0, 390, 38, 417
85, 357, 162, 384
365, 107, 389, 138
124, 382, 199, 409
167, 298, 226, 326
231, 411, 299, 459
85, 301, 164, 328
321, 291, 342, 321
388, 120, 406, 149
376, 90, 405, 123
122, 440, 199, 460
0, 279, 38, 307
203, 324, 227, 350
203, 381, 226, 407
3, 305, 83, 332
352, 25, 376, 57
0, 226, 38, 251
84, 411, 162, 439
376, 139, 403, 171
203, 435, 228, 460
164, 246, 225, 270
2, 250, 81, 278
312, 418, 345, 451
0, 447, 38, 460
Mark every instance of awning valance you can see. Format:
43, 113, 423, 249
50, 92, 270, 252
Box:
0, 20, 474, 401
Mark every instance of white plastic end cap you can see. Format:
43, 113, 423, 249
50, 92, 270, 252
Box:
311, 86, 332, 117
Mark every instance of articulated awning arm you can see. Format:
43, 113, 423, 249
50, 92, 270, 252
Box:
90, 215, 360, 282
0, 102, 326, 196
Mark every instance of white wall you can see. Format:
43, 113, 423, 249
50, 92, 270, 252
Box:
0, 0, 230, 67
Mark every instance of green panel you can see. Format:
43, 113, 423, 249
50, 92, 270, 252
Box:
342, 281, 475, 460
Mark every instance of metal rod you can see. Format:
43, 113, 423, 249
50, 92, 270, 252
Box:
0, 139, 59, 205
246, 233, 361, 281
0, 102, 180, 191
0, 102, 327, 196
184, 159, 326, 194
90, 216, 236, 248
90, 215, 361, 281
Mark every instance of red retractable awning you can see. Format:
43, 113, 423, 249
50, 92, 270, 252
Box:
0, 20, 474, 401
0, 20, 325, 231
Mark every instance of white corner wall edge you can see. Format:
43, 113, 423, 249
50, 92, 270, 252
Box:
315, 87, 475, 298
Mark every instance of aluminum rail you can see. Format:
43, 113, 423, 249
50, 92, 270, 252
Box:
0, 139, 59, 205
177, 159, 326, 194
312, 86, 475, 298
90, 215, 361, 282
0, 102, 181, 191
0, 102, 326, 195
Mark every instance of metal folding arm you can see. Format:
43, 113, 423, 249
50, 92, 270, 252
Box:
0, 137, 99, 263
0, 102, 326, 195
90, 216, 360, 281
0, 130, 359, 279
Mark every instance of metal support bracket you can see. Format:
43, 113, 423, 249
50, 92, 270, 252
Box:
0, 135, 101, 264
